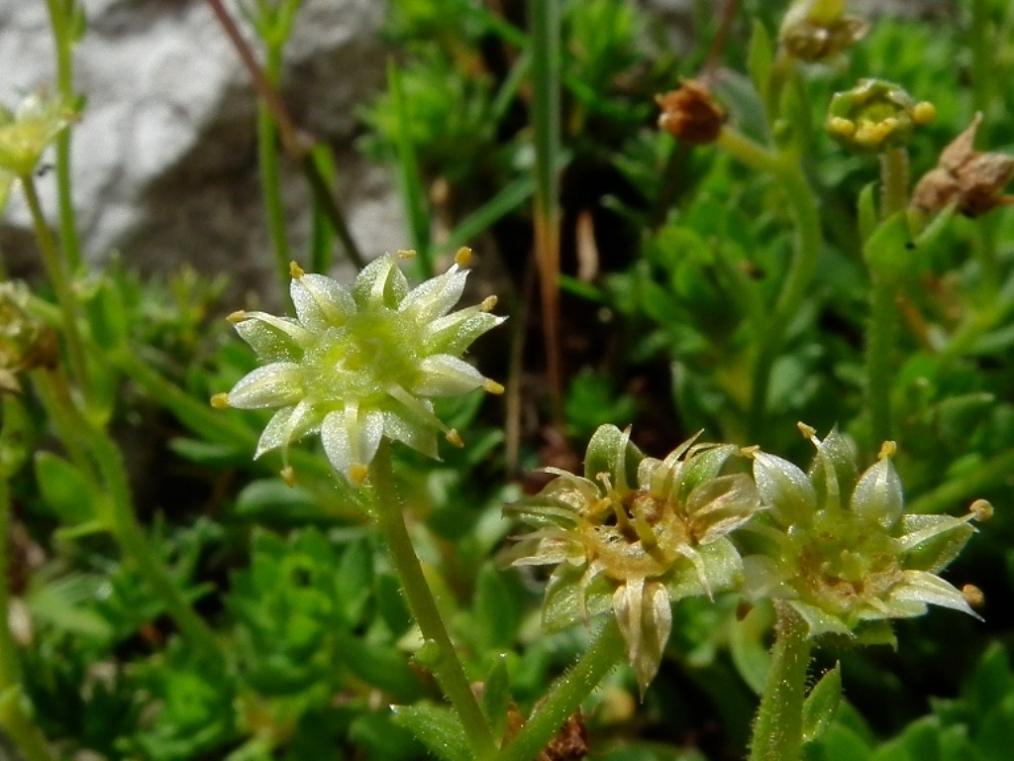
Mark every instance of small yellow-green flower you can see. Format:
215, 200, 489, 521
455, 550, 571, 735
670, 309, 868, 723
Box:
780, 0, 868, 62
506, 425, 760, 693
0, 92, 74, 177
214, 250, 504, 485
826, 79, 935, 152
741, 425, 983, 638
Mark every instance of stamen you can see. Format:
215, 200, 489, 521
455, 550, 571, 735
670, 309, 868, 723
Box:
445, 429, 464, 448
878, 440, 897, 460
289, 261, 305, 279
483, 379, 505, 395
969, 499, 994, 522
226, 310, 248, 324
349, 463, 369, 486
280, 466, 295, 486
962, 583, 984, 609
210, 392, 230, 409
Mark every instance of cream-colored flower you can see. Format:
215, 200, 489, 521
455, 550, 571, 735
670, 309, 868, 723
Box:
214, 251, 504, 485
0, 92, 73, 177
507, 425, 759, 693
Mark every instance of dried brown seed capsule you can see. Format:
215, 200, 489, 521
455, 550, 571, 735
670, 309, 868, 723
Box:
656, 80, 726, 145
912, 113, 1014, 218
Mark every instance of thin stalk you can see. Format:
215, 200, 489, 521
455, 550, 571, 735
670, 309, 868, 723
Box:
748, 602, 812, 761
528, 0, 563, 421
0, 478, 57, 761
258, 41, 293, 306
20, 175, 89, 396
717, 129, 822, 440
909, 447, 1014, 514
865, 148, 908, 445
388, 61, 432, 276
44, 0, 82, 271
368, 442, 496, 756
205, 0, 365, 269
497, 619, 623, 761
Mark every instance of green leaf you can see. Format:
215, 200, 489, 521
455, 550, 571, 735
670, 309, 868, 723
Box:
33, 451, 103, 527
169, 437, 247, 467
442, 175, 535, 254
336, 632, 423, 702
392, 703, 471, 761
858, 182, 878, 243
336, 538, 373, 627
474, 565, 520, 648
482, 657, 511, 742
233, 479, 322, 523
803, 663, 842, 744
863, 211, 913, 284
730, 602, 773, 695
809, 722, 872, 761
0, 395, 33, 477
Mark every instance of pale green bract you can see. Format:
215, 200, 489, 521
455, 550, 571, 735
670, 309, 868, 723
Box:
216, 252, 504, 486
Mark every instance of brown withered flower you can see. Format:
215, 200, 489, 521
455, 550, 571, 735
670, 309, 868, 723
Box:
656, 80, 725, 145
0, 281, 58, 393
912, 113, 1014, 218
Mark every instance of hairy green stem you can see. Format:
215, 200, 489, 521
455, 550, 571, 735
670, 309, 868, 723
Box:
865, 149, 908, 445
0, 477, 56, 761
44, 0, 82, 271
258, 42, 293, 306
717, 128, 822, 440
21, 175, 89, 397
369, 442, 496, 756
497, 618, 623, 761
749, 602, 812, 761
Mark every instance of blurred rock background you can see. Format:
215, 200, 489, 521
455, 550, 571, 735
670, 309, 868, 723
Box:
0, 0, 944, 294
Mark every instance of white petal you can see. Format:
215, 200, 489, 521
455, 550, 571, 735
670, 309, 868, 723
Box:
753, 452, 816, 527
890, 570, 981, 619
254, 400, 317, 459
235, 312, 312, 361
382, 411, 438, 458
353, 254, 409, 309
227, 363, 303, 409
399, 265, 468, 322
320, 405, 384, 483
412, 354, 485, 397
291, 273, 354, 329
422, 309, 506, 355
850, 458, 904, 530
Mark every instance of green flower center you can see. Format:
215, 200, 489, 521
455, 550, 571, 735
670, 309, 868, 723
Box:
303, 307, 419, 406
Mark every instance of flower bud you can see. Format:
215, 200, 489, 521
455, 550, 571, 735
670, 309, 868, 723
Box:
826, 79, 935, 153
656, 80, 725, 145
0, 92, 74, 177
911, 113, 1014, 218
780, 0, 868, 62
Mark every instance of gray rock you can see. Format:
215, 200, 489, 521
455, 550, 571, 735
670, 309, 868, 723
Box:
0, 0, 404, 297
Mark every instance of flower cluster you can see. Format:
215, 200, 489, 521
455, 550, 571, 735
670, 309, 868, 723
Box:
508, 424, 984, 692
214, 250, 504, 485
826, 79, 936, 152
741, 426, 984, 638
506, 424, 760, 693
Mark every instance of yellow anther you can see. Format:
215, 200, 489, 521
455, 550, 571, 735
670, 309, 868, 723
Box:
348, 463, 369, 486
796, 421, 817, 440
445, 428, 464, 448
280, 466, 295, 487
878, 440, 897, 460
454, 246, 474, 268
969, 498, 994, 522
210, 392, 230, 409
962, 583, 985, 609
289, 261, 305, 279
479, 295, 498, 312
740, 445, 760, 459
912, 101, 937, 125
397, 248, 417, 260
828, 116, 855, 137
483, 379, 505, 395
880, 116, 899, 133
226, 310, 248, 324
